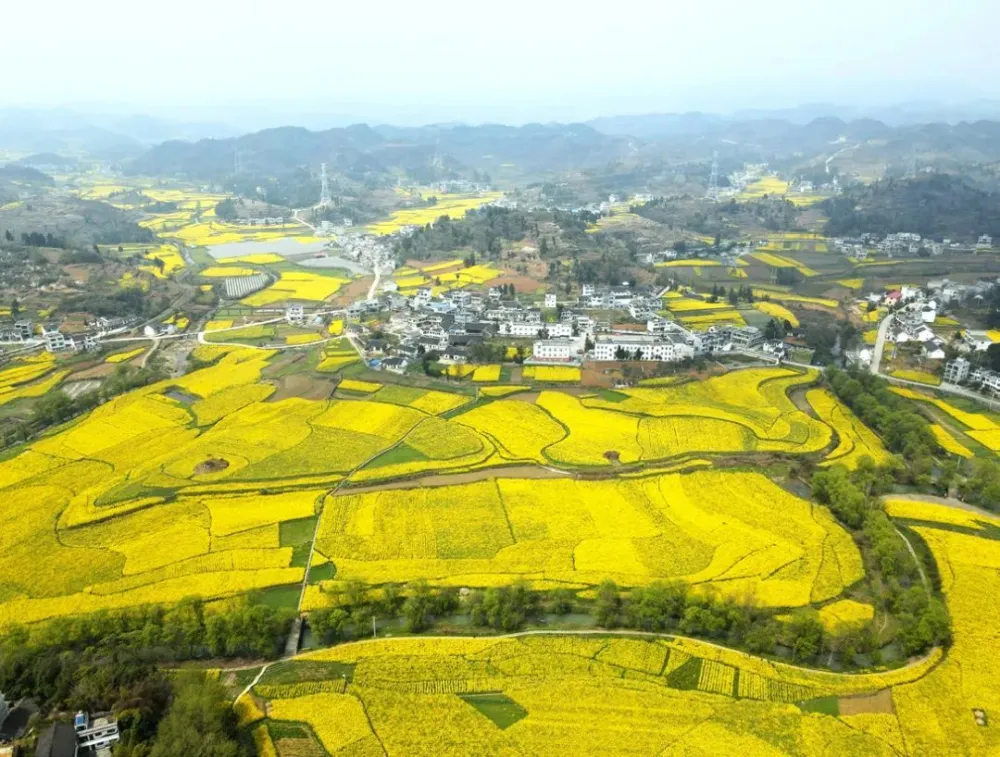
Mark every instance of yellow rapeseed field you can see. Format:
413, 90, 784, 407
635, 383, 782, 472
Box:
242, 272, 349, 306
522, 365, 581, 382
366, 193, 503, 236
754, 301, 799, 327
308, 469, 860, 605
807, 389, 892, 469
929, 424, 973, 458
262, 632, 934, 756
105, 347, 144, 364
890, 369, 941, 386
339, 378, 382, 393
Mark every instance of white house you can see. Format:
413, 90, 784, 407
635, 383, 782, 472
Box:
544, 293, 557, 309
532, 339, 574, 361
591, 333, 694, 362
943, 357, 971, 383
42, 329, 66, 352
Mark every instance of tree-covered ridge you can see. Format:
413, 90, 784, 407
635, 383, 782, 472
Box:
823, 174, 1000, 240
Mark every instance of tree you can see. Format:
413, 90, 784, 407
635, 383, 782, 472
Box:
10, 298, 19, 318
3, 230, 12, 242
786, 613, 824, 663
594, 580, 621, 627
402, 580, 434, 632
986, 343, 1000, 372
148, 674, 245, 757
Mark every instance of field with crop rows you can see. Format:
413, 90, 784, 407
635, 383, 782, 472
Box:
307, 468, 861, 605
248, 578, 980, 757
0, 359, 962, 652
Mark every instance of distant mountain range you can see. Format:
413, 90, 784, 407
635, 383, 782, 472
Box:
5, 102, 1000, 191
126, 117, 1000, 189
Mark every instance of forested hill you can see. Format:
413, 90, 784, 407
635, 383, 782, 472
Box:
128, 122, 635, 184
822, 174, 1000, 241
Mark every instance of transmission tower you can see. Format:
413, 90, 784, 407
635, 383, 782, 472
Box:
319, 162, 331, 206
706, 151, 720, 200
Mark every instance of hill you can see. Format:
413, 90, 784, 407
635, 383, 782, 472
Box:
823, 174, 1000, 240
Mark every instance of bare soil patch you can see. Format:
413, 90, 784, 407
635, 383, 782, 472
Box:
194, 458, 230, 475
331, 276, 372, 307
790, 387, 814, 415
580, 366, 613, 388
490, 274, 544, 294
271, 373, 335, 401
63, 264, 91, 284
67, 363, 116, 380
838, 688, 894, 715
509, 391, 540, 404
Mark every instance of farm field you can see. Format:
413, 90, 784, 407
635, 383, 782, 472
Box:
366, 192, 503, 235
307, 468, 861, 605
0, 363, 854, 625
890, 387, 1000, 454
246, 490, 1000, 757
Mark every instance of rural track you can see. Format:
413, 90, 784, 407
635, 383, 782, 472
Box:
214, 629, 942, 680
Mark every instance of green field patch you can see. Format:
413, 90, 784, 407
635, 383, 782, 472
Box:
459, 692, 528, 729
280, 516, 318, 547
260, 659, 356, 685
93, 482, 177, 508
267, 721, 312, 740
365, 443, 429, 468
248, 584, 301, 611
375, 384, 427, 405
666, 657, 702, 690
594, 388, 629, 403
307, 562, 336, 583
798, 695, 840, 716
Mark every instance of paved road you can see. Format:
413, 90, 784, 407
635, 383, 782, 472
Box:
870, 313, 893, 375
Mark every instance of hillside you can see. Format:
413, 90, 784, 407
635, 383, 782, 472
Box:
822, 174, 1000, 240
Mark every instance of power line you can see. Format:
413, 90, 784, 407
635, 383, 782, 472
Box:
319, 162, 331, 206
706, 151, 719, 200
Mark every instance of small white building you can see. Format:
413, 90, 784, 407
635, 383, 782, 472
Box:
75, 710, 120, 752
943, 357, 971, 383
42, 328, 66, 352
532, 339, 574, 362
544, 293, 557, 309
286, 304, 305, 324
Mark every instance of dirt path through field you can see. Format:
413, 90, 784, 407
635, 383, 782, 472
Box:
337, 464, 570, 494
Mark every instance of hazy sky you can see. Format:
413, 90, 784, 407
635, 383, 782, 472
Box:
4, 0, 996, 125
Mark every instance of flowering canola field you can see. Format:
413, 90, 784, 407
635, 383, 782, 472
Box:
242, 498, 1000, 756
0, 364, 884, 626
249, 626, 950, 757
308, 469, 861, 605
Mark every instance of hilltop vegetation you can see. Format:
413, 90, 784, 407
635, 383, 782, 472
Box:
823, 174, 1000, 240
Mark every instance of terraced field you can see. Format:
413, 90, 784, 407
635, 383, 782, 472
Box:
0, 362, 860, 625
224, 500, 999, 757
